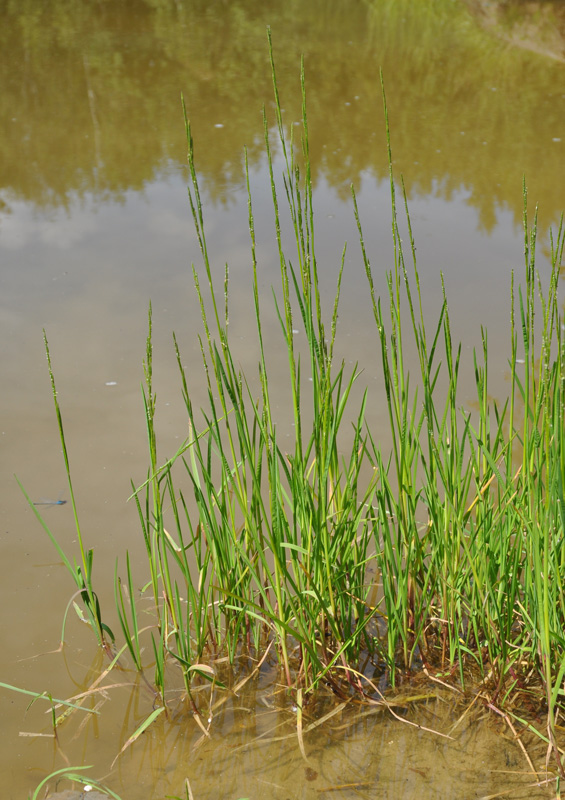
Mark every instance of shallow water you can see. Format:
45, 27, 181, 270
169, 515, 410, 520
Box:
7, 647, 558, 800
1, 1, 564, 797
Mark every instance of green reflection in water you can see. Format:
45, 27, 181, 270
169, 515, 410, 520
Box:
1, 0, 564, 231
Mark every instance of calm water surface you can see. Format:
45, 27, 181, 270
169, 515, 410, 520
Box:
1, 1, 564, 797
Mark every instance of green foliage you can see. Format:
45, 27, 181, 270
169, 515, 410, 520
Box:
24, 31, 565, 774
120, 39, 565, 711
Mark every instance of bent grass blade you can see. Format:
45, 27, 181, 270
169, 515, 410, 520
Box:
0, 681, 100, 717
111, 706, 166, 768
30, 766, 122, 800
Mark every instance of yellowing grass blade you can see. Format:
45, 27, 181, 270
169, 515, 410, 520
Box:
295, 688, 312, 767
111, 706, 165, 768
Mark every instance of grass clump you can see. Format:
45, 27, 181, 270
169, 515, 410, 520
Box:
132, 42, 378, 697
20, 36, 565, 775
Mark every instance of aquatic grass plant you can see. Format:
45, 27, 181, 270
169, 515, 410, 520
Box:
15, 335, 114, 654
128, 60, 379, 696
14, 36, 565, 776
122, 46, 565, 749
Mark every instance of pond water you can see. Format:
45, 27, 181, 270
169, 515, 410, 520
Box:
1, 1, 564, 797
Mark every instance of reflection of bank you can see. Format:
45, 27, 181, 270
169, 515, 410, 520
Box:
463, 0, 565, 63
1, 0, 564, 233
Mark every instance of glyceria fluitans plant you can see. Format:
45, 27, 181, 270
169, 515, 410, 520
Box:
22, 36, 565, 769
17, 333, 114, 653
134, 36, 380, 695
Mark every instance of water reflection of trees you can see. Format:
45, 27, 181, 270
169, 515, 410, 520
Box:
1, 0, 563, 231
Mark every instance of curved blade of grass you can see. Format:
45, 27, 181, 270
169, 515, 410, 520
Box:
111, 706, 166, 768
31, 766, 122, 800
0, 682, 100, 715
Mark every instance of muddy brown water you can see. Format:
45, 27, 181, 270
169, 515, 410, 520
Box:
1, 1, 564, 798
43, 794, 107, 800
